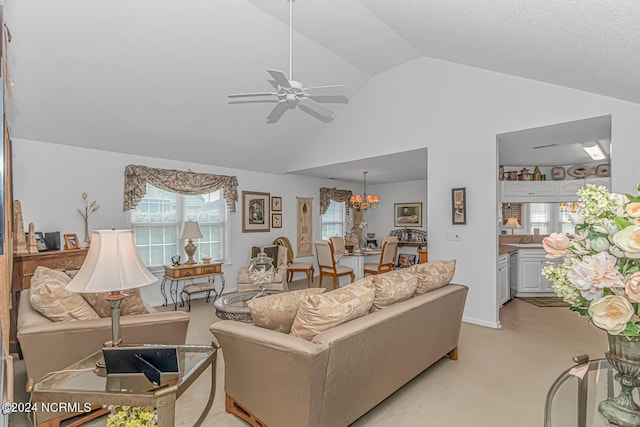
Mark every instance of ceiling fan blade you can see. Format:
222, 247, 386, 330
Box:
266, 100, 290, 123
298, 97, 334, 118
267, 69, 292, 89
303, 85, 348, 96
228, 92, 277, 98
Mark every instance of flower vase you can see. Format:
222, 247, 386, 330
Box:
83, 220, 91, 246
598, 333, 640, 427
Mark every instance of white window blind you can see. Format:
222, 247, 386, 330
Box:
321, 201, 346, 240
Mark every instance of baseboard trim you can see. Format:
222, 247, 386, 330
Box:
463, 316, 500, 329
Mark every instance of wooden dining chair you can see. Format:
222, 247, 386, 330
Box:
314, 240, 355, 290
274, 236, 315, 287
329, 236, 348, 262
364, 235, 399, 276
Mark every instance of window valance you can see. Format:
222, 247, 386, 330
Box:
319, 187, 353, 215
123, 164, 239, 213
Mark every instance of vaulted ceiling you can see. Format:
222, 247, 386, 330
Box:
5, 1, 639, 177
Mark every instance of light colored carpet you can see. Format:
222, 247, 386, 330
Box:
10, 279, 607, 426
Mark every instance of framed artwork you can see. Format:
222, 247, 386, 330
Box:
242, 191, 271, 232
297, 197, 313, 257
394, 202, 423, 228
64, 233, 79, 250
272, 213, 283, 228
271, 196, 282, 212
25, 232, 48, 251
452, 187, 466, 225
397, 253, 416, 268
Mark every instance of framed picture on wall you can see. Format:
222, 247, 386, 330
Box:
394, 202, 423, 228
242, 191, 271, 232
452, 187, 466, 225
272, 213, 282, 228
271, 196, 282, 212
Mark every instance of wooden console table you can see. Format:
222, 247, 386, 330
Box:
10, 248, 89, 353
162, 263, 225, 311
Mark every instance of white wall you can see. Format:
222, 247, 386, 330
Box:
289, 56, 640, 329
11, 139, 362, 306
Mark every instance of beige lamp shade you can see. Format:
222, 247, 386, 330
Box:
66, 229, 157, 293
504, 217, 522, 229
179, 221, 203, 240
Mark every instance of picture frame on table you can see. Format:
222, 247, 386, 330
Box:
26, 232, 49, 251
242, 191, 271, 232
64, 233, 80, 250
394, 202, 423, 228
451, 187, 466, 225
271, 196, 282, 212
272, 213, 282, 228
397, 254, 416, 268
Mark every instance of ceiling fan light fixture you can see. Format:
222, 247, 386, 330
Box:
582, 141, 606, 160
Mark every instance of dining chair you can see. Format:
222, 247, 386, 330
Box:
329, 236, 348, 262
314, 240, 355, 290
274, 236, 315, 287
364, 235, 399, 276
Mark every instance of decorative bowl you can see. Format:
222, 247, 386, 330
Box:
366, 233, 375, 239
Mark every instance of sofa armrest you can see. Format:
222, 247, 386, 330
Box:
18, 290, 190, 382
209, 321, 329, 426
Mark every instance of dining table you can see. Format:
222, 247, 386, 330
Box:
337, 249, 382, 281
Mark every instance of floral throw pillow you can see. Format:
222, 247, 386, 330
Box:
246, 288, 326, 333
410, 260, 456, 295
82, 289, 149, 318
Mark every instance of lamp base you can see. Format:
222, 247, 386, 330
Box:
95, 292, 128, 368
184, 239, 197, 265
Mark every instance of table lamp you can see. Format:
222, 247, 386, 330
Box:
66, 230, 157, 349
504, 217, 522, 234
179, 221, 203, 265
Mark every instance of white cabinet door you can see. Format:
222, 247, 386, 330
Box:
516, 249, 556, 296
585, 177, 610, 190
502, 181, 555, 197
519, 256, 543, 292
556, 180, 584, 199
498, 254, 509, 306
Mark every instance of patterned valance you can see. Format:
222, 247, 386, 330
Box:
123, 164, 239, 213
319, 187, 353, 215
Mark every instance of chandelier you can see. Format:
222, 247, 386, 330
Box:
350, 171, 380, 211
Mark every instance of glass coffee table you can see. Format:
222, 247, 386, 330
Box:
29, 344, 217, 427
545, 355, 636, 427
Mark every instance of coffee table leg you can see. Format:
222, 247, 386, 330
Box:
156, 391, 177, 427
193, 351, 217, 427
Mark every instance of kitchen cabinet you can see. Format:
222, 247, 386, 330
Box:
502, 181, 556, 198
515, 249, 558, 296
501, 178, 610, 202
498, 254, 510, 306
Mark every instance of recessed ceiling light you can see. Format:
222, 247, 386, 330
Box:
582, 141, 606, 160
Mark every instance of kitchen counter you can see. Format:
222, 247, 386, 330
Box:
499, 243, 545, 255
499, 244, 519, 255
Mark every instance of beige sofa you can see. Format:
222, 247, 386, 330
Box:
17, 289, 190, 382
210, 281, 468, 427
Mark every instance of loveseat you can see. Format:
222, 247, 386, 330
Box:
18, 288, 190, 382
210, 262, 468, 427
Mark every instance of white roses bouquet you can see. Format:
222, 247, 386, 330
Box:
541, 183, 640, 339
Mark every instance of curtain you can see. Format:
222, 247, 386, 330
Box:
123, 164, 239, 212
319, 187, 352, 216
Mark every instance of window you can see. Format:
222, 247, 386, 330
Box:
130, 184, 228, 268
321, 201, 346, 240
528, 203, 551, 234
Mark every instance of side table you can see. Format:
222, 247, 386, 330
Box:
29, 344, 218, 427
545, 355, 619, 427
162, 263, 225, 311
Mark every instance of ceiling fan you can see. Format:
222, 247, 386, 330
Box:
228, 0, 348, 124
